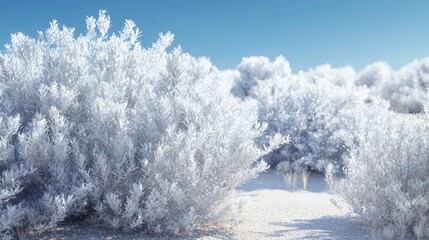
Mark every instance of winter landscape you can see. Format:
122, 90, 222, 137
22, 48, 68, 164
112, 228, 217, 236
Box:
1, 2, 429, 240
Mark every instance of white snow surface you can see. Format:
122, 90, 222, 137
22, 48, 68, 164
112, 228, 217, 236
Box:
233, 169, 369, 240
34, 169, 370, 240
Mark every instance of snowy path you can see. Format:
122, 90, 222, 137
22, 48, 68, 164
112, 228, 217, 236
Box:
34, 170, 370, 239
232, 170, 370, 240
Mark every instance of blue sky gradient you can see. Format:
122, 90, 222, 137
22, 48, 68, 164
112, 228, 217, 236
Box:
1, 0, 429, 71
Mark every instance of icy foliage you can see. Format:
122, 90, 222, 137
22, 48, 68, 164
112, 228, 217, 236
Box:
254, 76, 370, 170
339, 109, 429, 239
300, 64, 357, 87
228, 56, 376, 170
231, 56, 429, 115
231, 56, 291, 99
355, 59, 429, 113
0, 11, 287, 238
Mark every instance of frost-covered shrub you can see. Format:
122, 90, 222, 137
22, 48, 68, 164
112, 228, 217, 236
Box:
355, 62, 392, 89
390, 59, 429, 113
253, 76, 369, 170
232, 55, 429, 115
228, 56, 373, 170
355, 59, 429, 113
0, 11, 286, 238
301, 64, 357, 87
231, 55, 291, 99
339, 109, 429, 239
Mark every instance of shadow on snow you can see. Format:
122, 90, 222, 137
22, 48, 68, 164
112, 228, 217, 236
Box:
267, 216, 369, 240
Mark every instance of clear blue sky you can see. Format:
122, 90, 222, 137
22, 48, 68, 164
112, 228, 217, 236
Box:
1, 0, 429, 71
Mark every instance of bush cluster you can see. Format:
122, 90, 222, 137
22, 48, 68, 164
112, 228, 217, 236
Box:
0, 11, 286, 238
338, 109, 429, 239
355, 60, 429, 113
2, 9, 428, 240
229, 57, 375, 170
225, 53, 429, 240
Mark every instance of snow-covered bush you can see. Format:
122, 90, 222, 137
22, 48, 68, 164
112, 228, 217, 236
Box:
355, 62, 392, 89
338, 109, 429, 239
232, 55, 429, 116
231, 55, 291, 99
253, 76, 369, 170
0, 11, 286, 238
228, 56, 373, 170
390, 59, 429, 113
301, 64, 357, 87
355, 59, 429, 113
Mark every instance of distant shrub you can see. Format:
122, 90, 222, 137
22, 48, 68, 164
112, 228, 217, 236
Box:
231, 55, 429, 115
253, 76, 370, 170
338, 109, 429, 239
0, 11, 286, 239
300, 64, 357, 87
231, 55, 291, 99
355, 60, 429, 113
228, 56, 373, 170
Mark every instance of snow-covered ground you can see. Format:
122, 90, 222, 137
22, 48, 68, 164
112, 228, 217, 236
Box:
34, 169, 369, 239
233, 170, 369, 240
